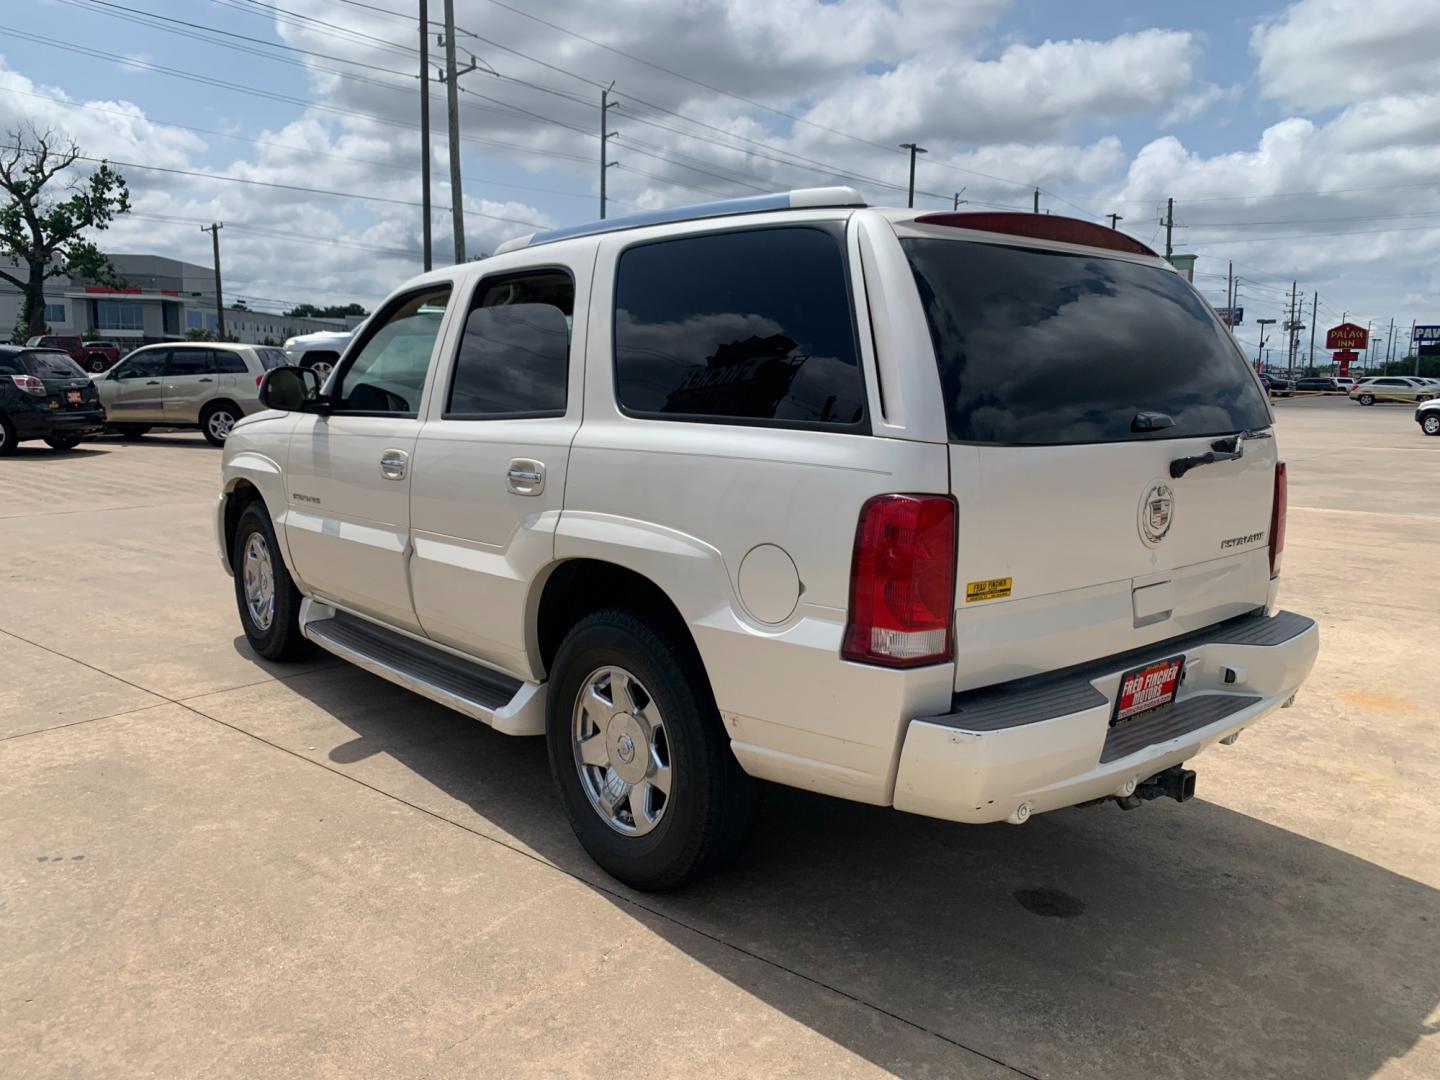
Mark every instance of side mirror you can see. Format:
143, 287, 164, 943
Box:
259, 365, 325, 411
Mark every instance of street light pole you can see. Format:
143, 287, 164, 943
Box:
898, 142, 927, 208
419, 0, 432, 271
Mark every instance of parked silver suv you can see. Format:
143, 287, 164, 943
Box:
99, 343, 287, 445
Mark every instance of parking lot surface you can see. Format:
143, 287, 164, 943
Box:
2, 401, 1438, 1079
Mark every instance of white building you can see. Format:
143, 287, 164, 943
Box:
1, 253, 364, 345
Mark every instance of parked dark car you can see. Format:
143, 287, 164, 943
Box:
0, 346, 106, 455
1259, 373, 1294, 397
1294, 376, 1340, 392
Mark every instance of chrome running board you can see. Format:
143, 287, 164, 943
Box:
299, 599, 546, 736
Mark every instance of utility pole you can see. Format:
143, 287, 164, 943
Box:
1286, 279, 1299, 375
898, 143, 926, 208
1364, 319, 1373, 372
1226, 260, 1233, 326
1256, 317, 1276, 366
440, 0, 467, 263
1411, 320, 1419, 376
419, 0, 432, 271
201, 223, 224, 340
1309, 291, 1317, 371
953, 190, 966, 210
1385, 318, 1395, 371
1107, 212, 1123, 230
1164, 197, 1174, 261
1033, 187, 1040, 214
600, 82, 618, 219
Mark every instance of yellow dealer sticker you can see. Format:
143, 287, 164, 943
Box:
965, 577, 1013, 603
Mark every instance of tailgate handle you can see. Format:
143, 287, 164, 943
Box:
1170, 435, 1244, 479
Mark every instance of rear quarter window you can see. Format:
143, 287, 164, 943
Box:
904, 239, 1271, 444
613, 225, 867, 431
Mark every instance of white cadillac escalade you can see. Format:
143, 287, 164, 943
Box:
216, 188, 1319, 889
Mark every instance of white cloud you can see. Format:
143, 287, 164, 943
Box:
1252, 0, 1440, 110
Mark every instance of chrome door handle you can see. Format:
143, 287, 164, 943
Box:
380, 448, 409, 480
506, 458, 545, 496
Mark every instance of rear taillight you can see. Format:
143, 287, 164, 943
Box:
256, 375, 264, 387
10, 374, 45, 396
1269, 462, 1287, 579
842, 494, 957, 668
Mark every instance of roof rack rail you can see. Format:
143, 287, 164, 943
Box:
494, 186, 866, 254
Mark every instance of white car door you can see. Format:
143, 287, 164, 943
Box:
283, 283, 457, 635
408, 245, 597, 679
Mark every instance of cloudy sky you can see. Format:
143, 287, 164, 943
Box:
3, 0, 1437, 361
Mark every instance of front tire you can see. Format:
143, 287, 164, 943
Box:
1422, 414, 1440, 436
546, 609, 756, 890
114, 425, 151, 441
86, 356, 107, 373
44, 435, 83, 451
232, 502, 313, 661
1358, 393, 1376, 406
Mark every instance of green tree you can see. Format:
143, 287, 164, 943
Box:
0, 125, 131, 342
185, 327, 216, 342
283, 301, 368, 319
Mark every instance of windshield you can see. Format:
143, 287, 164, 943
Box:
21, 350, 87, 379
903, 238, 1272, 445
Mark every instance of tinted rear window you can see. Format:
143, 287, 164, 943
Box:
613, 225, 866, 430
257, 348, 288, 370
904, 239, 1271, 445
21, 350, 87, 378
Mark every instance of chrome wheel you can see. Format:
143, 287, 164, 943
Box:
242, 532, 276, 632
571, 666, 672, 836
1424, 415, 1440, 436
308, 359, 334, 381
207, 409, 237, 441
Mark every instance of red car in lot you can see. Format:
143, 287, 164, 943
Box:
25, 336, 123, 373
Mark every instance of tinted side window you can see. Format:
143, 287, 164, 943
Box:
168, 348, 211, 376
447, 270, 573, 418
334, 285, 451, 415
613, 226, 866, 429
211, 350, 249, 374
116, 350, 168, 379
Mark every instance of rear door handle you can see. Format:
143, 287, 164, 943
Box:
380, 448, 409, 480
507, 458, 545, 496
198, 377, 214, 383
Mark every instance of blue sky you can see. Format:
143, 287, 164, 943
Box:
3, 0, 1438, 357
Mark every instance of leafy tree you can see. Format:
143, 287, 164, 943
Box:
0, 125, 131, 342
185, 327, 216, 342
283, 301, 368, 319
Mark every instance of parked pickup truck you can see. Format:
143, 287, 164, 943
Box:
217, 188, 1319, 889
25, 335, 122, 373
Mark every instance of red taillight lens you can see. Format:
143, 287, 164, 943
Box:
842, 494, 957, 668
256, 375, 264, 386
1269, 462, 1287, 578
10, 374, 45, 396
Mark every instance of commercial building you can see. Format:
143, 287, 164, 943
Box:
2, 253, 363, 345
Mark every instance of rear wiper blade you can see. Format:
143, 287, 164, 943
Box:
1131, 411, 1174, 433
1170, 435, 1244, 479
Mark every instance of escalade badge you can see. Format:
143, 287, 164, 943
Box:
1139, 481, 1174, 546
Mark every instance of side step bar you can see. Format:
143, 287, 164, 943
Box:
299, 600, 546, 736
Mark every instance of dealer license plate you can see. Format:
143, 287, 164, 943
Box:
1112, 655, 1184, 725
66, 390, 82, 404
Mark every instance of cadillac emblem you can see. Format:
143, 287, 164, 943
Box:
1139, 481, 1174, 546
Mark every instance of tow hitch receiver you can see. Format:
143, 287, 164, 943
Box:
1115, 765, 1197, 810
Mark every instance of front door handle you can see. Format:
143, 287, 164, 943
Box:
145, 380, 160, 385
507, 458, 545, 496
198, 377, 214, 383
380, 448, 409, 481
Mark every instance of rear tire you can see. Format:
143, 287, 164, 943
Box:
115, 425, 151, 441
44, 435, 83, 451
0, 415, 16, 457
546, 609, 756, 890
201, 402, 240, 446
232, 502, 314, 661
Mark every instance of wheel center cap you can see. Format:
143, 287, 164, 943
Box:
606, 714, 647, 783
616, 732, 636, 764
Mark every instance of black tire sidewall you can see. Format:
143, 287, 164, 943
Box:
232, 503, 307, 660
1423, 415, 1440, 436
44, 436, 81, 450
0, 415, 16, 456
546, 611, 738, 889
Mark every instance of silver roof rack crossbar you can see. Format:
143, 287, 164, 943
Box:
493, 186, 866, 254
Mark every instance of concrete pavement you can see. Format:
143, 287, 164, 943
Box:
2, 404, 1438, 1079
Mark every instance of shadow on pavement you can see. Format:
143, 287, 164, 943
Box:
259, 658, 1439, 1080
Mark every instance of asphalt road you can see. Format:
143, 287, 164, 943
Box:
2, 399, 1437, 1079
